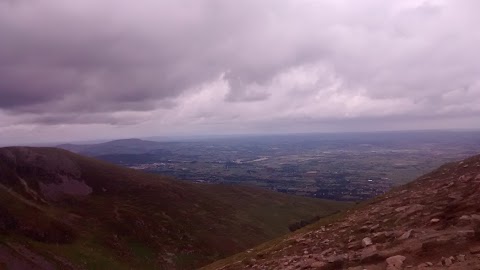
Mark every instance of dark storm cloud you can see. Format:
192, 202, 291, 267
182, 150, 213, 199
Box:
0, 0, 479, 131
0, 0, 222, 115
26, 113, 142, 126
0, 0, 337, 116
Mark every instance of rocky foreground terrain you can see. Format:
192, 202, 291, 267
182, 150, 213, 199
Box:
205, 154, 480, 270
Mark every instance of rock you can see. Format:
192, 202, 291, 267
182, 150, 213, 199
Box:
326, 254, 347, 263
443, 257, 452, 266
298, 259, 315, 269
360, 245, 381, 263
458, 215, 472, 223
347, 241, 363, 251
430, 218, 440, 224
398, 229, 413, 240
324, 256, 346, 270
320, 248, 334, 257
421, 238, 451, 252
362, 237, 373, 247
386, 255, 406, 270
370, 224, 380, 231
418, 261, 434, 268
457, 254, 466, 262
310, 261, 326, 268
470, 245, 480, 254
379, 245, 406, 258
457, 229, 475, 239
358, 226, 370, 233
403, 204, 425, 217
373, 231, 394, 243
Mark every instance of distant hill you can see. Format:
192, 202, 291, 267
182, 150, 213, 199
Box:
205, 154, 480, 269
58, 138, 166, 156
0, 147, 349, 269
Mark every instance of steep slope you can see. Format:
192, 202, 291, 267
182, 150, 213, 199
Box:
205, 154, 480, 270
0, 147, 349, 269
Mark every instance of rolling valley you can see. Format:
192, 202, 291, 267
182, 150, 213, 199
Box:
60, 131, 480, 202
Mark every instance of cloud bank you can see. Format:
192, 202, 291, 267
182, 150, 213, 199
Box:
0, 0, 479, 143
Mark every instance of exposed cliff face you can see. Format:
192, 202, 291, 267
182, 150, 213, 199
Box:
206, 154, 480, 270
0, 147, 347, 269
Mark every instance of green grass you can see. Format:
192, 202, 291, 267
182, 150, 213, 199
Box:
201, 198, 371, 270
0, 147, 351, 269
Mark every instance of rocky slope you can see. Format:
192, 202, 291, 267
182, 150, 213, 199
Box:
0, 147, 349, 269
205, 154, 480, 270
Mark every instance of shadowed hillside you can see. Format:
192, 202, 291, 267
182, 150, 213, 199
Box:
0, 147, 349, 269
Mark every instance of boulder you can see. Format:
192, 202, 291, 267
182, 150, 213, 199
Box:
442, 257, 453, 266
386, 255, 406, 270
360, 245, 381, 263
361, 237, 373, 247
373, 231, 395, 244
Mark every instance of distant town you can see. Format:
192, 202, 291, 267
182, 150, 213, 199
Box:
61, 130, 480, 201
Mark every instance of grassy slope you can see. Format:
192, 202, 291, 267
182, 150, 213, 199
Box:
0, 147, 350, 269
201, 209, 354, 270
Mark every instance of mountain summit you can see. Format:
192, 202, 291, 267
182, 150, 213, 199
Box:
205, 154, 480, 270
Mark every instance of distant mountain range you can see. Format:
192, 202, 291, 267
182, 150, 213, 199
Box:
58, 138, 166, 156
0, 147, 348, 269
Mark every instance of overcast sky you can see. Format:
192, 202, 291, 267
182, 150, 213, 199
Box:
1, 0, 479, 144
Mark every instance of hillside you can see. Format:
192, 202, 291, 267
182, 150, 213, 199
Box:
0, 147, 349, 269
204, 154, 480, 270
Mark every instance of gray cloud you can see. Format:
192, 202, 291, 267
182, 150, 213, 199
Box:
0, 0, 479, 142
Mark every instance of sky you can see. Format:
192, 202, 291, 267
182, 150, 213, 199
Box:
1, 0, 479, 144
